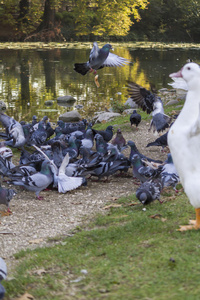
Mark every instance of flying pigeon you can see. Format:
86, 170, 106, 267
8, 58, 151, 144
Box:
130, 110, 141, 129
74, 42, 130, 75
127, 82, 171, 133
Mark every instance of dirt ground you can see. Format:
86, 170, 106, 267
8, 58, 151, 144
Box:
0, 121, 168, 272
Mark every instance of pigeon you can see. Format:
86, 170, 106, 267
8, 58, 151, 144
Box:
130, 110, 141, 128
33, 145, 85, 193
0, 112, 26, 148
127, 81, 171, 133
79, 159, 129, 180
168, 62, 200, 230
127, 140, 163, 164
158, 153, 180, 191
136, 176, 163, 205
146, 131, 168, 150
74, 42, 130, 75
111, 128, 126, 151
130, 154, 158, 183
92, 125, 113, 142
10, 160, 53, 199
0, 183, 16, 213
28, 121, 48, 146
80, 129, 94, 149
0, 257, 7, 300
95, 133, 108, 156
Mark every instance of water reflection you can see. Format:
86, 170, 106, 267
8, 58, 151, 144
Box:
0, 46, 199, 122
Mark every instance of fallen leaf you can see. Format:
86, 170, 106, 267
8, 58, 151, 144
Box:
127, 202, 139, 206
29, 238, 43, 244
161, 218, 167, 222
16, 292, 34, 300
149, 214, 162, 219
103, 204, 122, 210
34, 268, 46, 276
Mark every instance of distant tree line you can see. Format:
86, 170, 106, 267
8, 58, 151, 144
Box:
0, 0, 200, 42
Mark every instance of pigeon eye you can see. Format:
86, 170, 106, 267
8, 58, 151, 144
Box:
187, 67, 191, 70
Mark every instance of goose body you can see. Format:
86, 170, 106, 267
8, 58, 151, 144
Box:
168, 62, 200, 230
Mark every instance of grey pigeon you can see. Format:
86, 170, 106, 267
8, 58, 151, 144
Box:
79, 159, 129, 180
127, 82, 171, 133
158, 153, 180, 191
0, 183, 16, 213
92, 125, 114, 142
74, 42, 130, 75
10, 160, 53, 199
136, 177, 163, 205
111, 128, 126, 151
28, 121, 48, 146
95, 133, 108, 156
0, 257, 7, 300
127, 140, 163, 164
130, 110, 141, 128
131, 154, 158, 183
146, 131, 168, 150
0, 112, 26, 148
80, 129, 94, 149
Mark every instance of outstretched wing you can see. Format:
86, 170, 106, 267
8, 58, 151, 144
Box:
103, 52, 130, 67
127, 81, 155, 114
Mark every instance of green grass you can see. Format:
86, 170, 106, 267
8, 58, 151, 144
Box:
4, 189, 200, 300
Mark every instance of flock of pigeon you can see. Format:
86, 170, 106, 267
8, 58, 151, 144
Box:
0, 42, 181, 216
1, 43, 200, 297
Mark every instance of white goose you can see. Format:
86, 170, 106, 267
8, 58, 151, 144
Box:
168, 62, 200, 231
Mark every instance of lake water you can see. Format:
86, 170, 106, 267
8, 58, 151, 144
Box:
0, 44, 199, 123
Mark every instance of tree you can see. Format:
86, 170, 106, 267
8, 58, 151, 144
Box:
72, 0, 149, 36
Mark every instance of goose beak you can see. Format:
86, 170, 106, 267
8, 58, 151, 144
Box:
169, 68, 183, 78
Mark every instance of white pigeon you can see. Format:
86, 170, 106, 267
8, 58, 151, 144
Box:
33, 145, 84, 193
168, 62, 200, 231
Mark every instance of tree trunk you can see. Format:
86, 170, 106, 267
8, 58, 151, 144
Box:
36, 0, 55, 32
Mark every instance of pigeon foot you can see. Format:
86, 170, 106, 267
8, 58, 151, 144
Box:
36, 195, 44, 200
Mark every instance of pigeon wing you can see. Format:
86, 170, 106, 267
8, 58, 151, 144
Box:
103, 52, 130, 67
127, 82, 154, 114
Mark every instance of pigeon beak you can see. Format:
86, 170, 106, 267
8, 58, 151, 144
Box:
169, 68, 183, 78
111, 47, 114, 51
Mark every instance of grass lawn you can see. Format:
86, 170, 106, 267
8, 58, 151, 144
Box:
4, 189, 200, 300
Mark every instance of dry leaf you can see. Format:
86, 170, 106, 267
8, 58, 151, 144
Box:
29, 238, 43, 244
149, 214, 162, 219
103, 204, 122, 210
127, 202, 139, 206
161, 218, 167, 222
34, 268, 46, 276
16, 292, 34, 300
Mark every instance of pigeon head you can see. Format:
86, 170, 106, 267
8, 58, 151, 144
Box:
136, 189, 153, 205
102, 44, 113, 52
